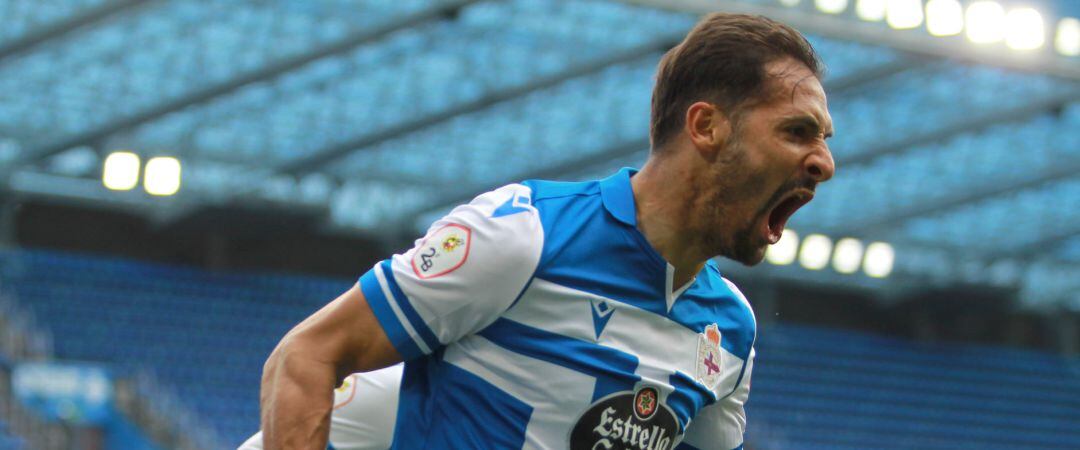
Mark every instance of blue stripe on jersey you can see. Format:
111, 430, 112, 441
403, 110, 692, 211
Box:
392, 358, 532, 449
380, 260, 441, 351
358, 267, 424, 361
478, 318, 640, 401
524, 179, 669, 317
677, 444, 741, 450
668, 269, 756, 361
668, 371, 716, 428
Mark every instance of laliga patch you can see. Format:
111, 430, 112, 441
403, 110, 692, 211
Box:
333, 374, 358, 410
569, 386, 679, 450
695, 324, 724, 391
411, 224, 471, 279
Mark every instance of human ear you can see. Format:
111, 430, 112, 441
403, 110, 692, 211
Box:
684, 101, 732, 161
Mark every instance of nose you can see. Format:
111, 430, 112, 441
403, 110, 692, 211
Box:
804, 145, 835, 183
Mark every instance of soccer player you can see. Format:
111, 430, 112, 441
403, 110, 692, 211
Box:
259, 12, 834, 450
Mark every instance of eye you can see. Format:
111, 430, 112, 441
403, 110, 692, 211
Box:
787, 125, 812, 139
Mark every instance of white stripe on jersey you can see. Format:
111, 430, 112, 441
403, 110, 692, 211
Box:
503, 277, 746, 400
374, 264, 432, 355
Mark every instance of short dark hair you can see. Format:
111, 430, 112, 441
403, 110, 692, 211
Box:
650, 13, 822, 150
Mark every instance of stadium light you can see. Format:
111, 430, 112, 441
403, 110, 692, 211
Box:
863, 242, 895, 278
779, 0, 802, 7
798, 234, 833, 270
144, 157, 181, 196
102, 151, 139, 191
816, 0, 848, 15
856, 0, 887, 22
966, 1, 1006, 44
925, 0, 964, 37
1005, 8, 1046, 50
1058, 18, 1080, 56
765, 229, 799, 266
886, 0, 924, 30
832, 238, 864, 274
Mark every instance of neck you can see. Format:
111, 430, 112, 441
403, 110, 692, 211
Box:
630, 155, 709, 289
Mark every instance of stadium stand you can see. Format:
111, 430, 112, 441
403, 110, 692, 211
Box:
2, 248, 1077, 449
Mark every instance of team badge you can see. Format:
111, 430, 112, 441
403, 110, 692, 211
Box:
695, 323, 723, 391
411, 224, 471, 279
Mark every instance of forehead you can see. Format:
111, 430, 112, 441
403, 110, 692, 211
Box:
754, 58, 832, 130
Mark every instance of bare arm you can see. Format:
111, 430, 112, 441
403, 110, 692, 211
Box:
260, 284, 401, 450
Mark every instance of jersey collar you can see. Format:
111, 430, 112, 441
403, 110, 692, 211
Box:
599, 167, 639, 227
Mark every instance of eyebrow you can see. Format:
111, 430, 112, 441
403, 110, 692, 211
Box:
781, 115, 834, 139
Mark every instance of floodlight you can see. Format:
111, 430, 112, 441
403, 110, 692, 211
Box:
966, 1, 1006, 44
144, 157, 182, 196
856, 0, 887, 22
102, 152, 139, 191
832, 238, 864, 274
798, 234, 832, 270
1057, 18, 1080, 56
816, 0, 848, 14
925, 0, 964, 36
1004, 7, 1045, 50
886, 0, 924, 30
765, 229, 799, 266
864, 242, 895, 278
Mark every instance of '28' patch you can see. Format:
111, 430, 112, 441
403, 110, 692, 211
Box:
411, 224, 472, 279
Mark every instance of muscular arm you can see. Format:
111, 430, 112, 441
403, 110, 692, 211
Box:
260, 285, 402, 450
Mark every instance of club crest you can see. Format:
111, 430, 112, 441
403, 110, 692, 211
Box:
695, 323, 723, 391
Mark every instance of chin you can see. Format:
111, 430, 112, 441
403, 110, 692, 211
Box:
720, 242, 767, 267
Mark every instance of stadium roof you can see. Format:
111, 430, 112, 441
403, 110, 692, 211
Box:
0, 0, 1077, 309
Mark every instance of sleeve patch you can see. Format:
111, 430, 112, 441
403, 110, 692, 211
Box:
411, 224, 472, 279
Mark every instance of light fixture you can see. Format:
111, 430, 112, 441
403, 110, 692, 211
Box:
832, 238, 865, 274
766, 229, 800, 266
1057, 18, 1080, 56
856, 0, 887, 22
799, 234, 833, 270
966, 1, 1006, 44
102, 152, 139, 191
886, 0, 924, 29
1005, 7, 1045, 50
816, 0, 848, 15
925, 0, 964, 36
863, 242, 895, 278
144, 157, 182, 196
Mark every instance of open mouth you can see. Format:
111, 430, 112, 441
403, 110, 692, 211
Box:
765, 190, 813, 244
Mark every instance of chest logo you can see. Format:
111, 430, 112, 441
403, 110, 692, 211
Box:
695, 324, 723, 391
569, 386, 679, 450
411, 224, 472, 279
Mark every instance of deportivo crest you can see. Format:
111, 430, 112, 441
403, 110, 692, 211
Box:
411, 224, 472, 279
695, 324, 723, 391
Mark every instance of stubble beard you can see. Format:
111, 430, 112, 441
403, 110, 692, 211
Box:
699, 138, 769, 266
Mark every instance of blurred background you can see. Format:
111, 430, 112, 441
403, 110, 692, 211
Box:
0, 0, 1077, 449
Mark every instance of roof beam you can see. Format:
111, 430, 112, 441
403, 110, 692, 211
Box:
0, 0, 151, 63
2, 0, 481, 179
838, 162, 1080, 235
276, 37, 680, 177
617, 0, 1080, 81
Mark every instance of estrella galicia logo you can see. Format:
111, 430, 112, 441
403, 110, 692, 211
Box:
569, 386, 679, 450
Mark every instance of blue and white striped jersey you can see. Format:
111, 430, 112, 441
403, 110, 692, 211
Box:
358, 168, 756, 450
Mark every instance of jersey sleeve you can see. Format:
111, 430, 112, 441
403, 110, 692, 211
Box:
357, 184, 543, 361
678, 348, 754, 450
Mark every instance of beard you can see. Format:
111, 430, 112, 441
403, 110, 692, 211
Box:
697, 138, 774, 266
